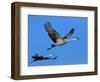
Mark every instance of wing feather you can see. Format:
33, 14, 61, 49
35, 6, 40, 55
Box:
44, 22, 61, 43
63, 28, 74, 39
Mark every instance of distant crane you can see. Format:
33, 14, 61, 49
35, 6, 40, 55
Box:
32, 54, 57, 62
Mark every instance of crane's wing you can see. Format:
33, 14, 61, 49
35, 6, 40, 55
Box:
44, 22, 61, 43
63, 28, 74, 39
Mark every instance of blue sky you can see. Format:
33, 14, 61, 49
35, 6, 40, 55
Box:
28, 15, 88, 66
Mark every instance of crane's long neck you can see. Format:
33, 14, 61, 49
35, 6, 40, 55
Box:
66, 37, 78, 42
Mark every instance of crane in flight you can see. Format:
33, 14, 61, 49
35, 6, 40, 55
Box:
44, 22, 78, 51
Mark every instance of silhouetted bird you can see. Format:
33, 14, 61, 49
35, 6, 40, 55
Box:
32, 54, 57, 62
44, 22, 78, 51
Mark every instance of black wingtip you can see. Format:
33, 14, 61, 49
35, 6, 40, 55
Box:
71, 28, 74, 31
44, 21, 51, 28
70, 28, 75, 34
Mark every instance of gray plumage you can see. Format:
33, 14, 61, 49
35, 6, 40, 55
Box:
44, 22, 61, 43
44, 22, 77, 51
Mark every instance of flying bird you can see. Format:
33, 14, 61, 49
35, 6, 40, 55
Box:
44, 22, 78, 51
32, 54, 57, 62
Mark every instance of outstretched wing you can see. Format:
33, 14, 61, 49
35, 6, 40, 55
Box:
63, 28, 74, 39
44, 22, 61, 43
